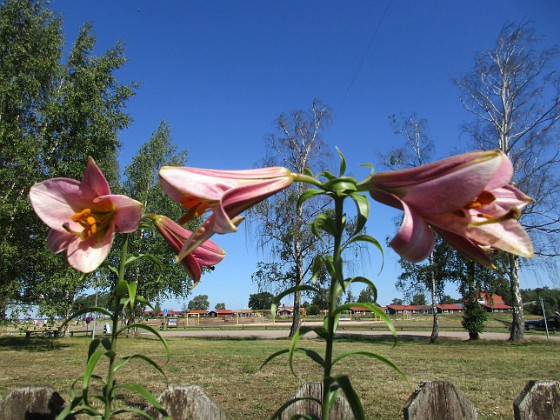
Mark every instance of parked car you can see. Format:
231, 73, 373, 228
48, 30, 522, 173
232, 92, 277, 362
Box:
524, 316, 560, 331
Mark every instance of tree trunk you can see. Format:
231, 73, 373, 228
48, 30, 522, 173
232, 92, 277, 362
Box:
289, 198, 305, 338
508, 254, 525, 341
289, 290, 302, 338
429, 254, 439, 343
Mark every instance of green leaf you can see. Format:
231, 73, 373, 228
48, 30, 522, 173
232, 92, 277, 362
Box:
332, 351, 408, 384
344, 277, 378, 303
322, 178, 358, 195
127, 281, 138, 310
311, 213, 337, 238
87, 339, 101, 361
114, 279, 128, 298
332, 374, 365, 420
336, 147, 347, 176
260, 348, 289, 370
297, 188, 324, 208
125, 253, 164, 271
349, 192, 369, 234
343, 234, 384, 273
317, 170, 336, 180
310, 256, 325, 284
333, 302, 397, 342
116, 323, 171, 363
113, 354, 167, 383
107, 265, 119, 276
111, 407, 155, 419
272, 285, 322, 312
112, 383, 167, 416
101, 338, 112, 351
61, 306, 113, 327
287, 328, 303, 379
82, 350, 105, 402
299, 348, 325, 367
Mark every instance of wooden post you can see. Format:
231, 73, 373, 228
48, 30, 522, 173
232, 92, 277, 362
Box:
279, 382, 354, 419
147, 384, 227, 419
0, 386, 69, 419
514, 380, 560, 420
403, 381, 477, 419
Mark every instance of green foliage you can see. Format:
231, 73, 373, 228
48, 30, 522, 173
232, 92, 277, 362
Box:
521, 288, 560, 316
357, 287, 376, 303
121, 121, 193, 307
72, 292, 111, 314
462, 300, 488, 340
188, 294, 209, 311
0, 0, 135, 315
410, 293, 427, 306
307, 303, 320, 315
248, 291, 274, 310
215, 302, 226, 310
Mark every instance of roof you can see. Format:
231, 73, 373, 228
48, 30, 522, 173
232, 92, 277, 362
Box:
208, 309, 234, 315
186, 310, 208, 315
387, 305, 417, 311
437, 304, 463, 310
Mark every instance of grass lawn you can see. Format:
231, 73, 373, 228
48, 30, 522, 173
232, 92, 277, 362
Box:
0, 330, 558, 419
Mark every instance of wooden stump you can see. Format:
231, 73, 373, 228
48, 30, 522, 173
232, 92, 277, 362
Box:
279, 382, 354, 419
147, 384, 227, 419
514, 380, 560, 420
403, 381, 477, 419
0, 386, 70, 419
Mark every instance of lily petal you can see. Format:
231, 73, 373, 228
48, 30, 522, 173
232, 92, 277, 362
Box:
364, 150, 533, 265
383, 193, 435, 262
29, 157, 143, 273
66, 225, 115, 273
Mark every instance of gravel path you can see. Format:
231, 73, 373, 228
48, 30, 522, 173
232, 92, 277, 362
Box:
156, 326, 560, 342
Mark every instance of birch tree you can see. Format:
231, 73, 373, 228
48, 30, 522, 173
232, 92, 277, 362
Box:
456, 22, 560, 340
249, 99, 332, 337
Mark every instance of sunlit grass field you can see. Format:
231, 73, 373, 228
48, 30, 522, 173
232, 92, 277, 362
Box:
0, 321, 558, 419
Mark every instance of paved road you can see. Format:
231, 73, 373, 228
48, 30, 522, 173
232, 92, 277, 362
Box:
156, 327, 560, 342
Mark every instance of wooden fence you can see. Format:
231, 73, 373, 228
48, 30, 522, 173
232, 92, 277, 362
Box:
0, 380, 558, 419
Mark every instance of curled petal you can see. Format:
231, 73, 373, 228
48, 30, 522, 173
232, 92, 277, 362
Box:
388, 195, 435, 262
433, 227, 494, 267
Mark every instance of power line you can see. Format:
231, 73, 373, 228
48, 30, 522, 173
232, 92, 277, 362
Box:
336, 1, 392, 115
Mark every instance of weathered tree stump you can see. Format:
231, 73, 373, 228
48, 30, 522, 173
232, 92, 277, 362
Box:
279, 382, 354, 419
0, 386, 70, 419
147, 384, 227, 419
514, 380, 560, 420
403, 381, 477, 419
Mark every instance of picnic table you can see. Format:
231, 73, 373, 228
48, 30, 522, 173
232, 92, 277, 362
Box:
24, 327, 62, 338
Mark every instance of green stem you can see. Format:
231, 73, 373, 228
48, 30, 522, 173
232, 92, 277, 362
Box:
292, 172, 324, 188
104, 235, 128, 419
322, 197, 345, 420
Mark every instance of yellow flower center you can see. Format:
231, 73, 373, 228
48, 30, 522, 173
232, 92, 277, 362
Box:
465, 191, 495, 209
63, 208, 112, 240
179, 194, 212, 224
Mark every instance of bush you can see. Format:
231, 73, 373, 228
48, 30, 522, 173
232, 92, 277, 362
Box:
462, 300, 488, 340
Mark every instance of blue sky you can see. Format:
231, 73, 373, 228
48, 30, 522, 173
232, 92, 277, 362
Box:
49, 1, 560, 310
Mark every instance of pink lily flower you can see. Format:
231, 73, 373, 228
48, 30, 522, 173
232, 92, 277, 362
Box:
151, 215, 225, 286
361, 150, 533, 267
158, 166, 294, 260
29, 157, 143, 273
